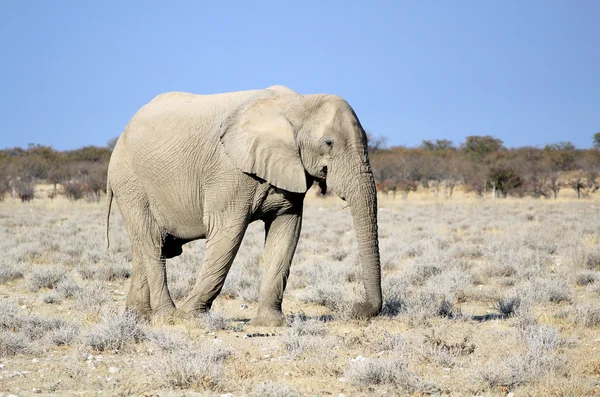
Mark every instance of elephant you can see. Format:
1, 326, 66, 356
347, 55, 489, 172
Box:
105, 85, 381, 326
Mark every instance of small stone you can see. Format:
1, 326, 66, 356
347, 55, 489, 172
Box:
108, 367, 120, 374
284, 372, 290, 376
351, 355, 365, 362
220, 394, 235, 397
239, 304, 248, 310
32, 388, 42, 393
31, 358, 40, 363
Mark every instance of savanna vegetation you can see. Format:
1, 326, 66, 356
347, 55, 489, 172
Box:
1, 133, 599, 202
1, 133, 600, 395
1, 195, 600, 395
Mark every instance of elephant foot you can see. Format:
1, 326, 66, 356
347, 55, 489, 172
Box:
351, 301, 382, 319
249, 309, 285, 327
151, 306, 177, 325
125, 301, 152, 322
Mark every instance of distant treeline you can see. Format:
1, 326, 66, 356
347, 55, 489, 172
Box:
369, 133, 600, 200
0, 142, 113, 201
1, 133, 599, 202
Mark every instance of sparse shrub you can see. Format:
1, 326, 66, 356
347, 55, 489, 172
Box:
0, 301, 79, 353
381, 275, 408, 316
251, 381, 301, 397
166, 260, 196, 301
521, 279, 571, 304
85, 310, 147, 352
97, 259, 131, 281
152, 342, 232, 389
63, 181, 85, 200
55, 276, 82, 299
197, 311, 229, 331
0, 330, 30, 356
298, 281, 347, 312
519, 324, 561, 352
575, 270, 598, 286
26, 266, 69, 292
0, 264, 24, 284
545, 280, 571, 303
41, 292, 61, 304
329, 248, 349, 262
147, 328, 190, 352
478, 352, 565, 389
584, 250, 600, 270
494, 295, 522, 317
287, 315, 329, 337
405, 262, 442, 286
424, 332, 476, 367
283, 317, 334, 360
569, 304, 600, 328
74, 281, 111, 313
404, 292, 459, 323
376, 333, 406, 353
16, 180, 35, 202
221, 254, 262, 302
45, 322, 80, 346
345, 355, 421, 391
77, 262, 97, 280
485, 263, 517, 278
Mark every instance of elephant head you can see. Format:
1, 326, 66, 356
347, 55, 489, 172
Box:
220, 91, 382, 318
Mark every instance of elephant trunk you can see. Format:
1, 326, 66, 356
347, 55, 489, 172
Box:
346, 169, 382, 318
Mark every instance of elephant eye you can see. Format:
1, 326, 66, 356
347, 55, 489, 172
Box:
324, 138, 334, 147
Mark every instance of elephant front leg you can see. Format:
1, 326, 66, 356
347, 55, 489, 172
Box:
250, 212, 302, 326
177, 218, 248, 317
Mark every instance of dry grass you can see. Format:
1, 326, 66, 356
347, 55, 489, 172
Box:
1, 193, 600, 395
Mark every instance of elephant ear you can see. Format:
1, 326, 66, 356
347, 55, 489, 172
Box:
219, 97, 308, 193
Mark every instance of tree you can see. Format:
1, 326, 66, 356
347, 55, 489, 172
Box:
366, 132, 387, 155
461, 135, 504, 162
594, 132, 600, 150
487, 163, 523, 198
107, 137, 119, 152
421, 139, 454, 151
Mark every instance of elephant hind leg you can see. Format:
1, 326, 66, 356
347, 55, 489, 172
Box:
126, 247, 152, 320
120, 202, 177, 322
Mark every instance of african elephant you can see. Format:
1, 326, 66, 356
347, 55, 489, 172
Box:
105, 85, 381, 326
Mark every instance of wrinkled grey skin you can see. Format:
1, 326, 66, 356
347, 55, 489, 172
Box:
106, 86, 381, 326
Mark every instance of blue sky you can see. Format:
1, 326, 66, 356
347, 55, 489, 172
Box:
1, 1, 599, 150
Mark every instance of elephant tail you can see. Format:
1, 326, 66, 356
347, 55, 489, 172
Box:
105, 179, 113, 250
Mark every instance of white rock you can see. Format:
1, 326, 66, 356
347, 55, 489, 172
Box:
220, 394, 235, 397
31, 358, 40, 363
32, 388, 42, 393
351, 355, 365, 362
108, 367, 120, 374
